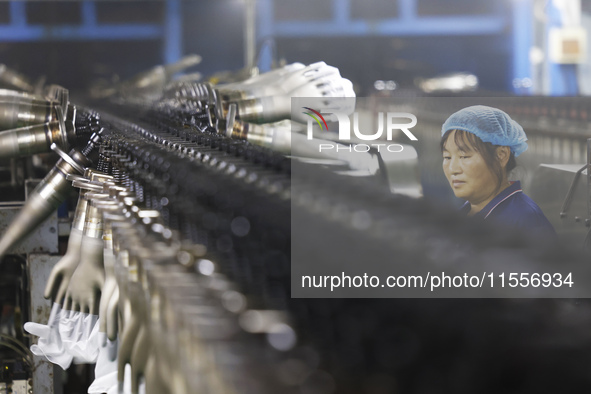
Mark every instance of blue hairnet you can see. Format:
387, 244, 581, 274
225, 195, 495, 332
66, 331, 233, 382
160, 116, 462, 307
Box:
441, 105, 528, 157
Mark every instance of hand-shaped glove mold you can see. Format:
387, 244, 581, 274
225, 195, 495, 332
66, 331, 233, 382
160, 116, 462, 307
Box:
63, 193, 107, 314
64, 235, 105, 314
44, 228, 83, 305
44, 176, 104, 305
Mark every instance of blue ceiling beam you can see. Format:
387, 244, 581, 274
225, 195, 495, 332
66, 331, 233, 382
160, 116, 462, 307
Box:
163, 0, 182, 64
398, 0, 417, 20
80, 1, 97, 26
333, 0, 350, 23
9, 1, 26, 26
511, 0, 533, 94
0, 25, 163, 41
272, 16, 507, 37
256, 0, 274, 72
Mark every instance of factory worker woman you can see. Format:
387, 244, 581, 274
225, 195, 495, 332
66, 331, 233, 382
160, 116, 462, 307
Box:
441, 105, 556, 239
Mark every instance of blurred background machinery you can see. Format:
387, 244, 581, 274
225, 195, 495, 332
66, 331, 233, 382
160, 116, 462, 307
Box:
1, 1, 591, 394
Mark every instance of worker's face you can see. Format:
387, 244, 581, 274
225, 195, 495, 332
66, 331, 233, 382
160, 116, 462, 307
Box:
442, 131, 499, 205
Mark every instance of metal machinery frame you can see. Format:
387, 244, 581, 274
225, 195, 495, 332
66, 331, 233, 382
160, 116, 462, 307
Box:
0, 2, 181, 392
0, 181, 60, 393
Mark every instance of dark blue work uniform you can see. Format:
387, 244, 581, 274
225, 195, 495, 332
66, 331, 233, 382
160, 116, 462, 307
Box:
460, 181, 557, 240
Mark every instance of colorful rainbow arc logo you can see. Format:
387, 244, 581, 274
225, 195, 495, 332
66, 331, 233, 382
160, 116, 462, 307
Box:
302, 107, 328, 131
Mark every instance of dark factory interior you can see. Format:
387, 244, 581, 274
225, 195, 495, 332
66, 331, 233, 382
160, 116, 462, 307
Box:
1, 1, 591, 393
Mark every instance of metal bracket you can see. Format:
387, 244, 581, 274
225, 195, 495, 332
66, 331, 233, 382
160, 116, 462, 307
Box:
559, 163, 589, 218
46, 85, 69, 119
50, 143, 85, 174
225, 103, 237, 138
52, 104, 69, 150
